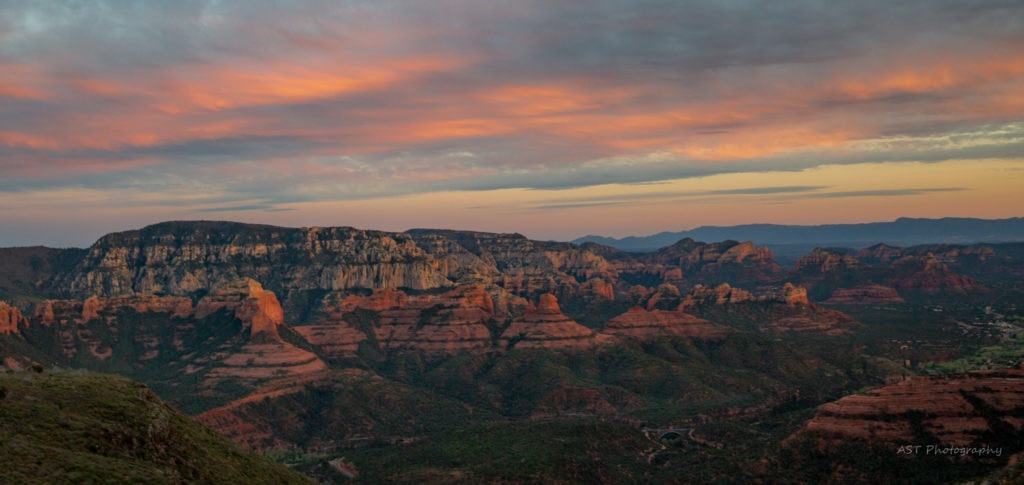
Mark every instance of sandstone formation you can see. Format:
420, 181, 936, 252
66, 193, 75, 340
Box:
770, 283, 810, 306
644, 283, 683, 310
680, 283, 755, 308
858, 243, 995, 266
682, 282, 814, 310
856, 243, 909, 265
24, 295, 193, 360
0, 301, 26, 335
300, 285, 498, 356
887, 254, 981, 294
795, 368, 1024, 447
579, 278, 615, 301
680, 283, 858, 334
638, 238, 783, 286
203, 341, 327, 384
55, 223, 624, 324
602, 307, 727, 339
499, 294, 613, 349
32, 295, 192, 326
189, 278, 327, 384
372, 285, 495, 354
292, 323, 366, 357
196, 278, 284, 340
61, 222, 454, 298
792, 248, 865, 274
13, 277, 327, 385
824, 285, 904, 305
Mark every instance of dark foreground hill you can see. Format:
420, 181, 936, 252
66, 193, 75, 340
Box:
0, 369, 313, 484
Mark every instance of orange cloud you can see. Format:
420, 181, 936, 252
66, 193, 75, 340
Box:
0, 63, 48, 100
828, 55, 1024, 101
160, 55, 469, 112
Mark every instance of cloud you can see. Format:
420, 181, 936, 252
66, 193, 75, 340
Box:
798, 187, 967, 199
195, 204, 295, 212
0, 0, 1022, 222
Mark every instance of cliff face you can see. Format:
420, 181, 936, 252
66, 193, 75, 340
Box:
499, 294, 613, 349
794, 368, 1024, 448
11, 278, 326, 389
195, 278, 284, 340
789, 249, 869, 299
54, 223, 621, 324
409, 229, 618, 300
0, 301, 26, 335
295, 284, 502, 357
602, 307, 727, 339
887, 254, 982, 294
639, 238, 783, 286
60, 222, 452, 299
793, 249, 865, 274
680, 283, 857, 334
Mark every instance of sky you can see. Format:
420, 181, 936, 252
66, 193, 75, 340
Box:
2, 0, 1023, 247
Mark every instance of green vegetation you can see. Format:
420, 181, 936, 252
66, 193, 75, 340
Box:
339, 419, 652, 484
919, 341, 1024, 374
0, 369, 312, 484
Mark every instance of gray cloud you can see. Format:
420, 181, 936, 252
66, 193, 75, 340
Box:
1, 0, 1022, 206
195, 204, 296, 212
798, 188, 967, 199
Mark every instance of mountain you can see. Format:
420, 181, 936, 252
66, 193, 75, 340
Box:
2, 220, 1023, 483
573, 217, 1024, 254
0, 369, 312, 484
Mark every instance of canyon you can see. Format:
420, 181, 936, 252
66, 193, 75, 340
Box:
1, 220, 1022, 483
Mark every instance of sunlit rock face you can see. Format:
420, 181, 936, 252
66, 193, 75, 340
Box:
11, 278, 327, 385
298, 285, 498, 356
56, 223, 623, 323
0, 301, 26, 335
499, 294, 613, 350
602, 306, 727, 340
196, 278, 284, 340
679, 283, 858, 335
60, 222, 454, 298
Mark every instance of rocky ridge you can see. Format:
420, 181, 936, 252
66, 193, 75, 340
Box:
794, 367, 1024, 448
499, 294, 613, 349
824, 285, 904, 305
603, 307, 727, 339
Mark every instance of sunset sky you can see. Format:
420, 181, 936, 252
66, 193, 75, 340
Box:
2, 1, 1023, 247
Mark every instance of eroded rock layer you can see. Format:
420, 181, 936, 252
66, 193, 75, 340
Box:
795, 368, 1024, 447
825, 285, 904, 305
499, 294, 613, 349
602, 307, 727, 339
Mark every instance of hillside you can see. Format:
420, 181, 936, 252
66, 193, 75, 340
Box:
0, 369, 312, 484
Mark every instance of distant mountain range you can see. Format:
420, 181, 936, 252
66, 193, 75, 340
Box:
572, 217, 1024, 253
